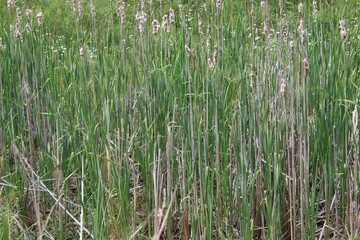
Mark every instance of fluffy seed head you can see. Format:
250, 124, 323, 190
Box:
15, 24, 22, 40
16, 8, 22, 25
141, 0, 146, 13
37, 11, 44, 26
185, 45, 191, 57
279, 71, 286, 96
298, 19, 305, 32
280, 81, 286, 96
208, 58, 214, 70
90, 1, 96, 20
255, 28, 260, 41
340, 30, 347, 40
136, 12, 146, 37
80, 47, 85, 58
118, 5, 125, 25
289, 40, 295, 58
339, 20, 347, 40
198, 15, 204, 35
303, 58, 309, 77
263, 23, 270, 36
313, 1, 318, 13
289, 40, 294, 48
206, 37, 211, 57
169, 8, 175, 24
213, 45, 218, 65
298, 3, 303, 14
26, 9, 33, 19
179, 4, 184, 19
162, 14, 169, 32
26, 23, 31, 34
298, 19, 306, 44
72, 0, 77, 13
339, 20, 346, 29
216, 0, 221, 9
250, 71, 255, 88
77, 0, 82, 17
353, 106, 358, 137
260, 1, 266, 9
7, 0, 15, 8
152, 19, 160, 36
250, 7, 255, 16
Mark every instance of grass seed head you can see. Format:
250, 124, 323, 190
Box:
250, 7, 254, 16
37, 12, 44, 26
213, 45, 218, 65
141, 0, 146, 13
198, 14, 204, 35
118, 5, 125, 25
7, 0, 15, 8
339, 20, 347, 40
162, 14, 169, 32
0, 38, 3, 51
80, 47, 85, 58
90, 1, 96, 20
298, 19, 306, 44
255, 28, 260, 41
339, 20, 346, 29
77, 0, 82, 17
206, 37, 211, 57
313, 1, 318, 13
289, 40, 294, 48
340, 30, 347, 40
280, 81, 286, 96
279, 71, 286, 96
179, 4, 184, 19
26, 9, 33, 19
353, 106, 358, 136
15, 24, 22, 40
289, 40, 295, 58
208, 58, 214, 70
263, 22, 270, 38
185, 45, 191, 57
10, 24, 15, 33
260, 1, 266, 10
16, 8, 22, 25
72, 0, 77, 13
26, 23, 31, 34
303, 58, 309, 77
298, 3, 303, 14
250, 71, 255, 88
169, 8, 175, 25
216, 0, 221, 9
152, 19, 160, 36
136, 12, 146, 37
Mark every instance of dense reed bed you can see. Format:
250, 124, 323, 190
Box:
0, 0, 359, 239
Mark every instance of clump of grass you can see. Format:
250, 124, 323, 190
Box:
0, 0, 359, 239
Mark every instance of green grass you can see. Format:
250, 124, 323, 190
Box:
0, 0, 359, 239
